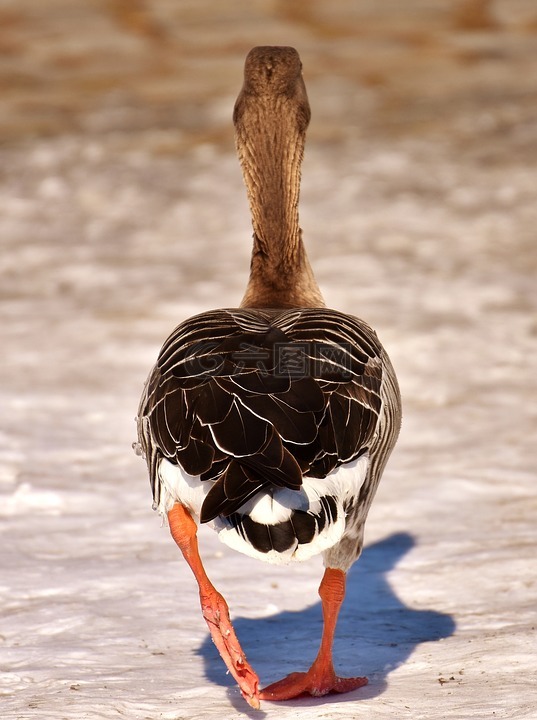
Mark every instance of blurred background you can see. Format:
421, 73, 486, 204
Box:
1, 3, 536, 717
1, 0, 536, 147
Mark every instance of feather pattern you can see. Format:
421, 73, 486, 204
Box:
135, 47, 402, 708
137, 306, 400, 564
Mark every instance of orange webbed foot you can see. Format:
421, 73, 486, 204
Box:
259, 667, 367, 701
259, 567, 368, 702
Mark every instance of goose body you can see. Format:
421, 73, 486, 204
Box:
136, 46, 401, 708
139, 307, 398, 567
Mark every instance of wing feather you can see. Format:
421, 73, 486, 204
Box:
137, 307, 387, 519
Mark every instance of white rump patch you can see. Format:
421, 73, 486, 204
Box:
217, 454, 370, 565
156, 454, 369, 565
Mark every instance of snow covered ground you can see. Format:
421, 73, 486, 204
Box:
1, 3, 537, 718
2, 129, 535, 719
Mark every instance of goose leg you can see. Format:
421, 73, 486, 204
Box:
167, 503, 260, 709
259, 567, 368, 701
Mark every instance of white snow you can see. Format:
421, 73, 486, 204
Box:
2, 31, 537, 720
1, 130, 535, 720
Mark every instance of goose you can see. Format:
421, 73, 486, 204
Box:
136, 46, 401, 709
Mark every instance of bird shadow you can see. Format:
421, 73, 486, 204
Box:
197, 532, 455, 714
